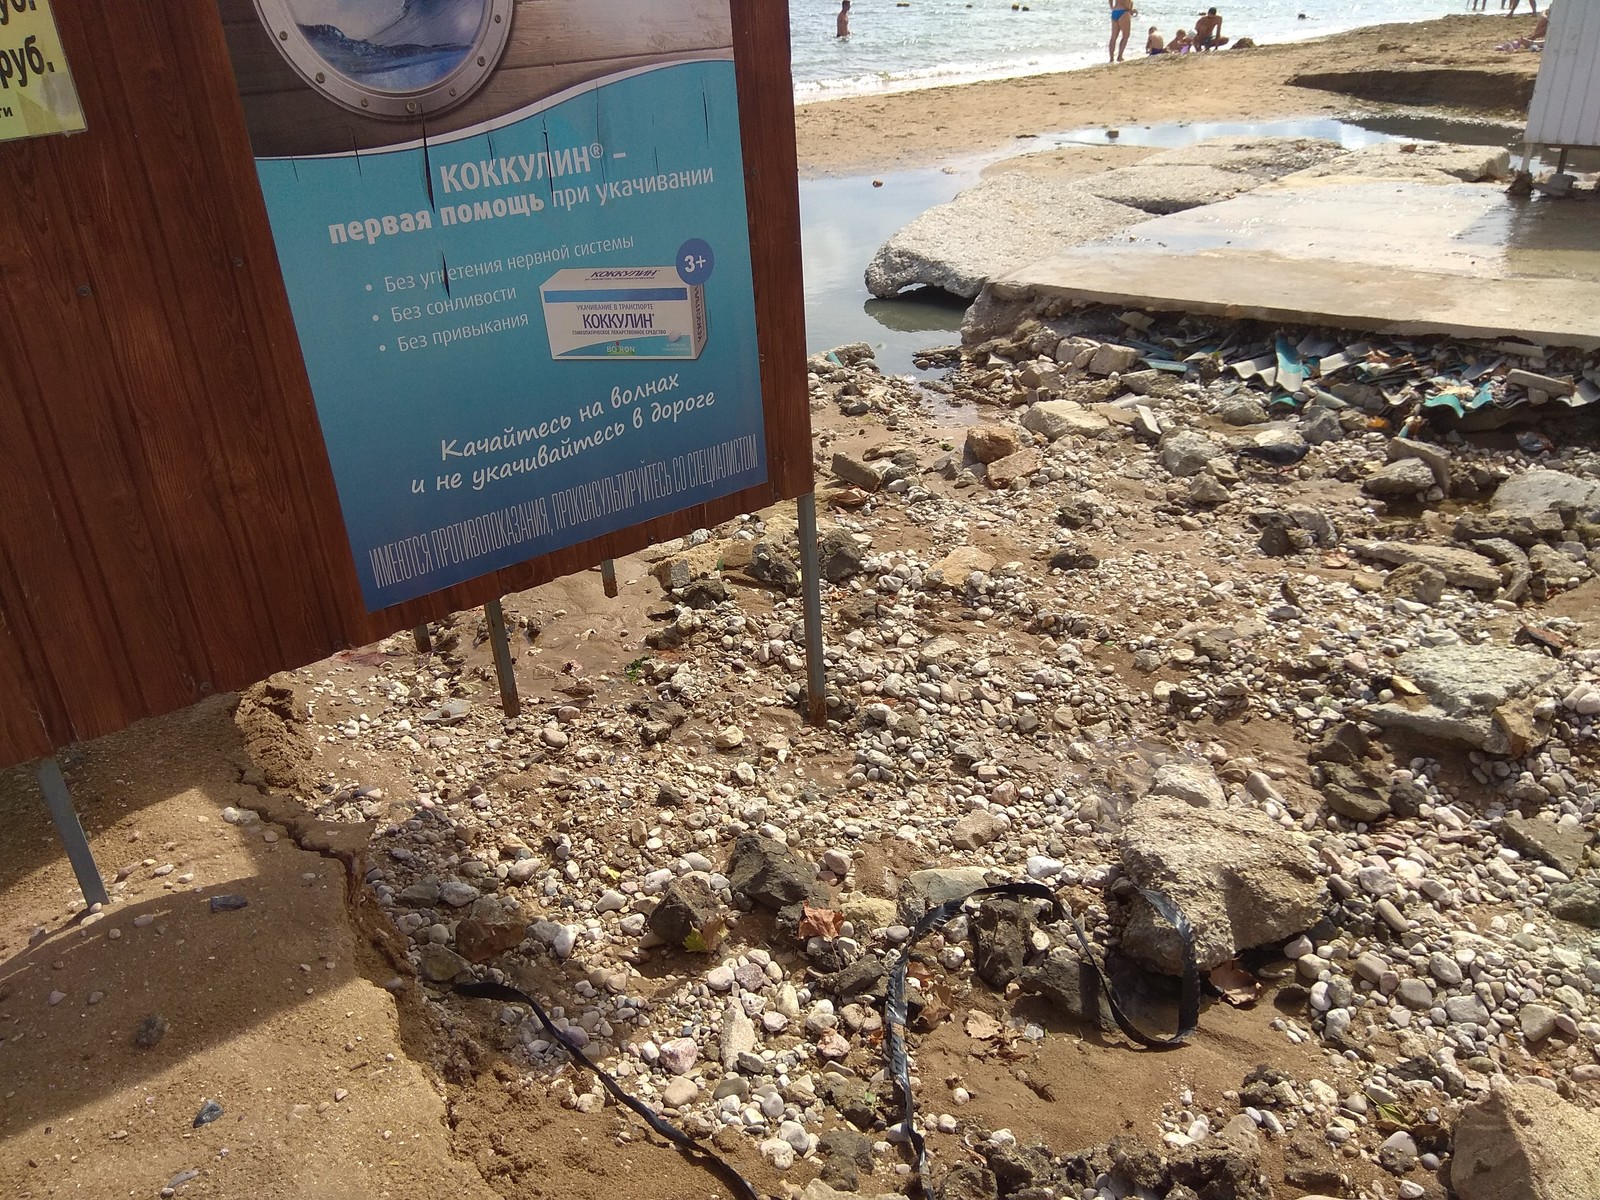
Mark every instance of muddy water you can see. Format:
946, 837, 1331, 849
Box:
800, 115, 1531, 375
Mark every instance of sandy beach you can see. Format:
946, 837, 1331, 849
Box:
794, 14, 1544, 175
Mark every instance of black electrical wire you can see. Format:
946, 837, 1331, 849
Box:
882, 882, 1201, 1198
456, 979, 765, 1200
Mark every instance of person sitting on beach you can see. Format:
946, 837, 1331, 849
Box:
1170, 27, 1194, 51
836, 0, 850, 39
1108, 0, 1135, 62
1146, 25, 1167, 53
1194, 7, 1228, 49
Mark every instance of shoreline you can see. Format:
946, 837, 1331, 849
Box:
792, 14, 1542, 177
790, 8, 1480, 108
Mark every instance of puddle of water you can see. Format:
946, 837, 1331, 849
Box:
799, 115, 1590, 375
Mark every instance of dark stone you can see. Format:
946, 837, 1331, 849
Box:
937, 1164, 1000, 1200
746, 543, 799, 595
1238, 1064, 1291, 1110
1549, 880, 1600, 928
971, 899, 1030, 989
985, 1143, 1053, 1195
1317, 761, 1392, 824
819, 529, 865, 582
1389, 777, 1427, 819
454, 915, 527, 963
678, 577, 728, 608
1308, 721, 1371, 767
133, 1013, 168, 1049
815, 1073, 884, 1131
1047, 547, 1100, 572
1165, 1139, 1269, 1200
1056, 498, 1098, 529
1021, 948, 1098, 1024
1107, 1136, 1165, 1191
726, 833, 824, 911
819, 1128, 875, 1168
817, 952, 890, 1002
647, 876, 724, 951
656, 782, 685, 806
208, 894, 249, 913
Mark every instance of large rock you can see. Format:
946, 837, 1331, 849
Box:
726, 834, 825, 911
1365, 644, 1562, 753
1348, 541, 1501, 591
865, 174, 1145, 299
1148, 762, 1225, 808
1492, 468, 1600, 520
648, 875, 725, 951
965, 425, 1019, 464
1398, 645, 1562, 718
1289, 139, 1512, 184
1160, 429, 1226, 478
1119, 797, 1326, 974
1363, 457, 1437, 499
1021, 400, 1110, 441
1451, 1081, 1600, 1200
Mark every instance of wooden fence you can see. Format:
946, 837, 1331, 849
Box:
0, 0, 806, 769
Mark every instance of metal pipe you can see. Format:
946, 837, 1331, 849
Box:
796, 492, 828, 726
601, 558, 619, 598
413, 623, 433, 653
37, 757, 110, 908
483, 599, 521, 718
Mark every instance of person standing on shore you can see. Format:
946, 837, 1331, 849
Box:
837, 0, 851, 39
1506, 0, 1538, 13
1108, 0, 1134, 62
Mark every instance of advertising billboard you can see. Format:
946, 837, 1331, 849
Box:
220, 0, 768, 610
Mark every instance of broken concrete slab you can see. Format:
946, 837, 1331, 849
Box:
865, 174, 1145, 300
1119, 796, 1326, 974
1397, 645, 1563, 719
1285, 139, 1512, 184
1020, 399, 1111, 441
992, 179, 1600, 351
1492, 469, 1600, 520
1348, 541, 1501, 592
1452, 1081, 1600, 1200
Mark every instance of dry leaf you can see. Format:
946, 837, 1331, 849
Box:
797, 906, 844, 940
1320, 552, 1352, 570
964, 1011, 1003, 1040
827, 487, 872, 509
1209, 961, 1260, 1007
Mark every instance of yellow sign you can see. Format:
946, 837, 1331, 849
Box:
0, 0, 84, 143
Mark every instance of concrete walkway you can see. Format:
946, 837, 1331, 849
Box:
996, 179, 1600, 349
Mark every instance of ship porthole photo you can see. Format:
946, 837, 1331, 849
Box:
253, 0, 514, 120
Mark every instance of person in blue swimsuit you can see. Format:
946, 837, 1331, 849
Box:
1109, 0, 1134, 61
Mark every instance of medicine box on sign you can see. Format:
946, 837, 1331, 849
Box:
539, 267, 708, 360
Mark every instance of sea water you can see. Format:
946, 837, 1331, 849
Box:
791, 0, 1491, 100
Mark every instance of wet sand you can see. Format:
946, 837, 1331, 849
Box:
794, 14, 1543, 176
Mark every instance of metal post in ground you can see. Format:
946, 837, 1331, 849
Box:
796, 492, 829, 726
483, 598, 521, 718
36, 757, 110, 909
600, 558, 619, 598
413, 624, 433, 653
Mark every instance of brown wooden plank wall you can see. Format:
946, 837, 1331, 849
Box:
0, 0, 807, 770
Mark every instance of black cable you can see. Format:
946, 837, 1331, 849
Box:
882, 881, 1200, 1198
455, 979, 764, 1200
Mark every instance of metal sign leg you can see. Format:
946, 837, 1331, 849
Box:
600, 558, 619, 598
483, 598, 521, 718
413, 623, 433, 653
36, 757, 110, 908
796, 492, 829, 726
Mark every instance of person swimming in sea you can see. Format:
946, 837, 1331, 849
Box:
837, 0, 850, 39
1109, 0, 1134, 62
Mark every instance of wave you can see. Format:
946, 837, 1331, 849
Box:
299, 22, 470, 87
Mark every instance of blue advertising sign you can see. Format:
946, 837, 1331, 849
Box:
223, 0, 767, 611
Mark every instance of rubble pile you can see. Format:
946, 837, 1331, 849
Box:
259, 312, 1600, 1200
